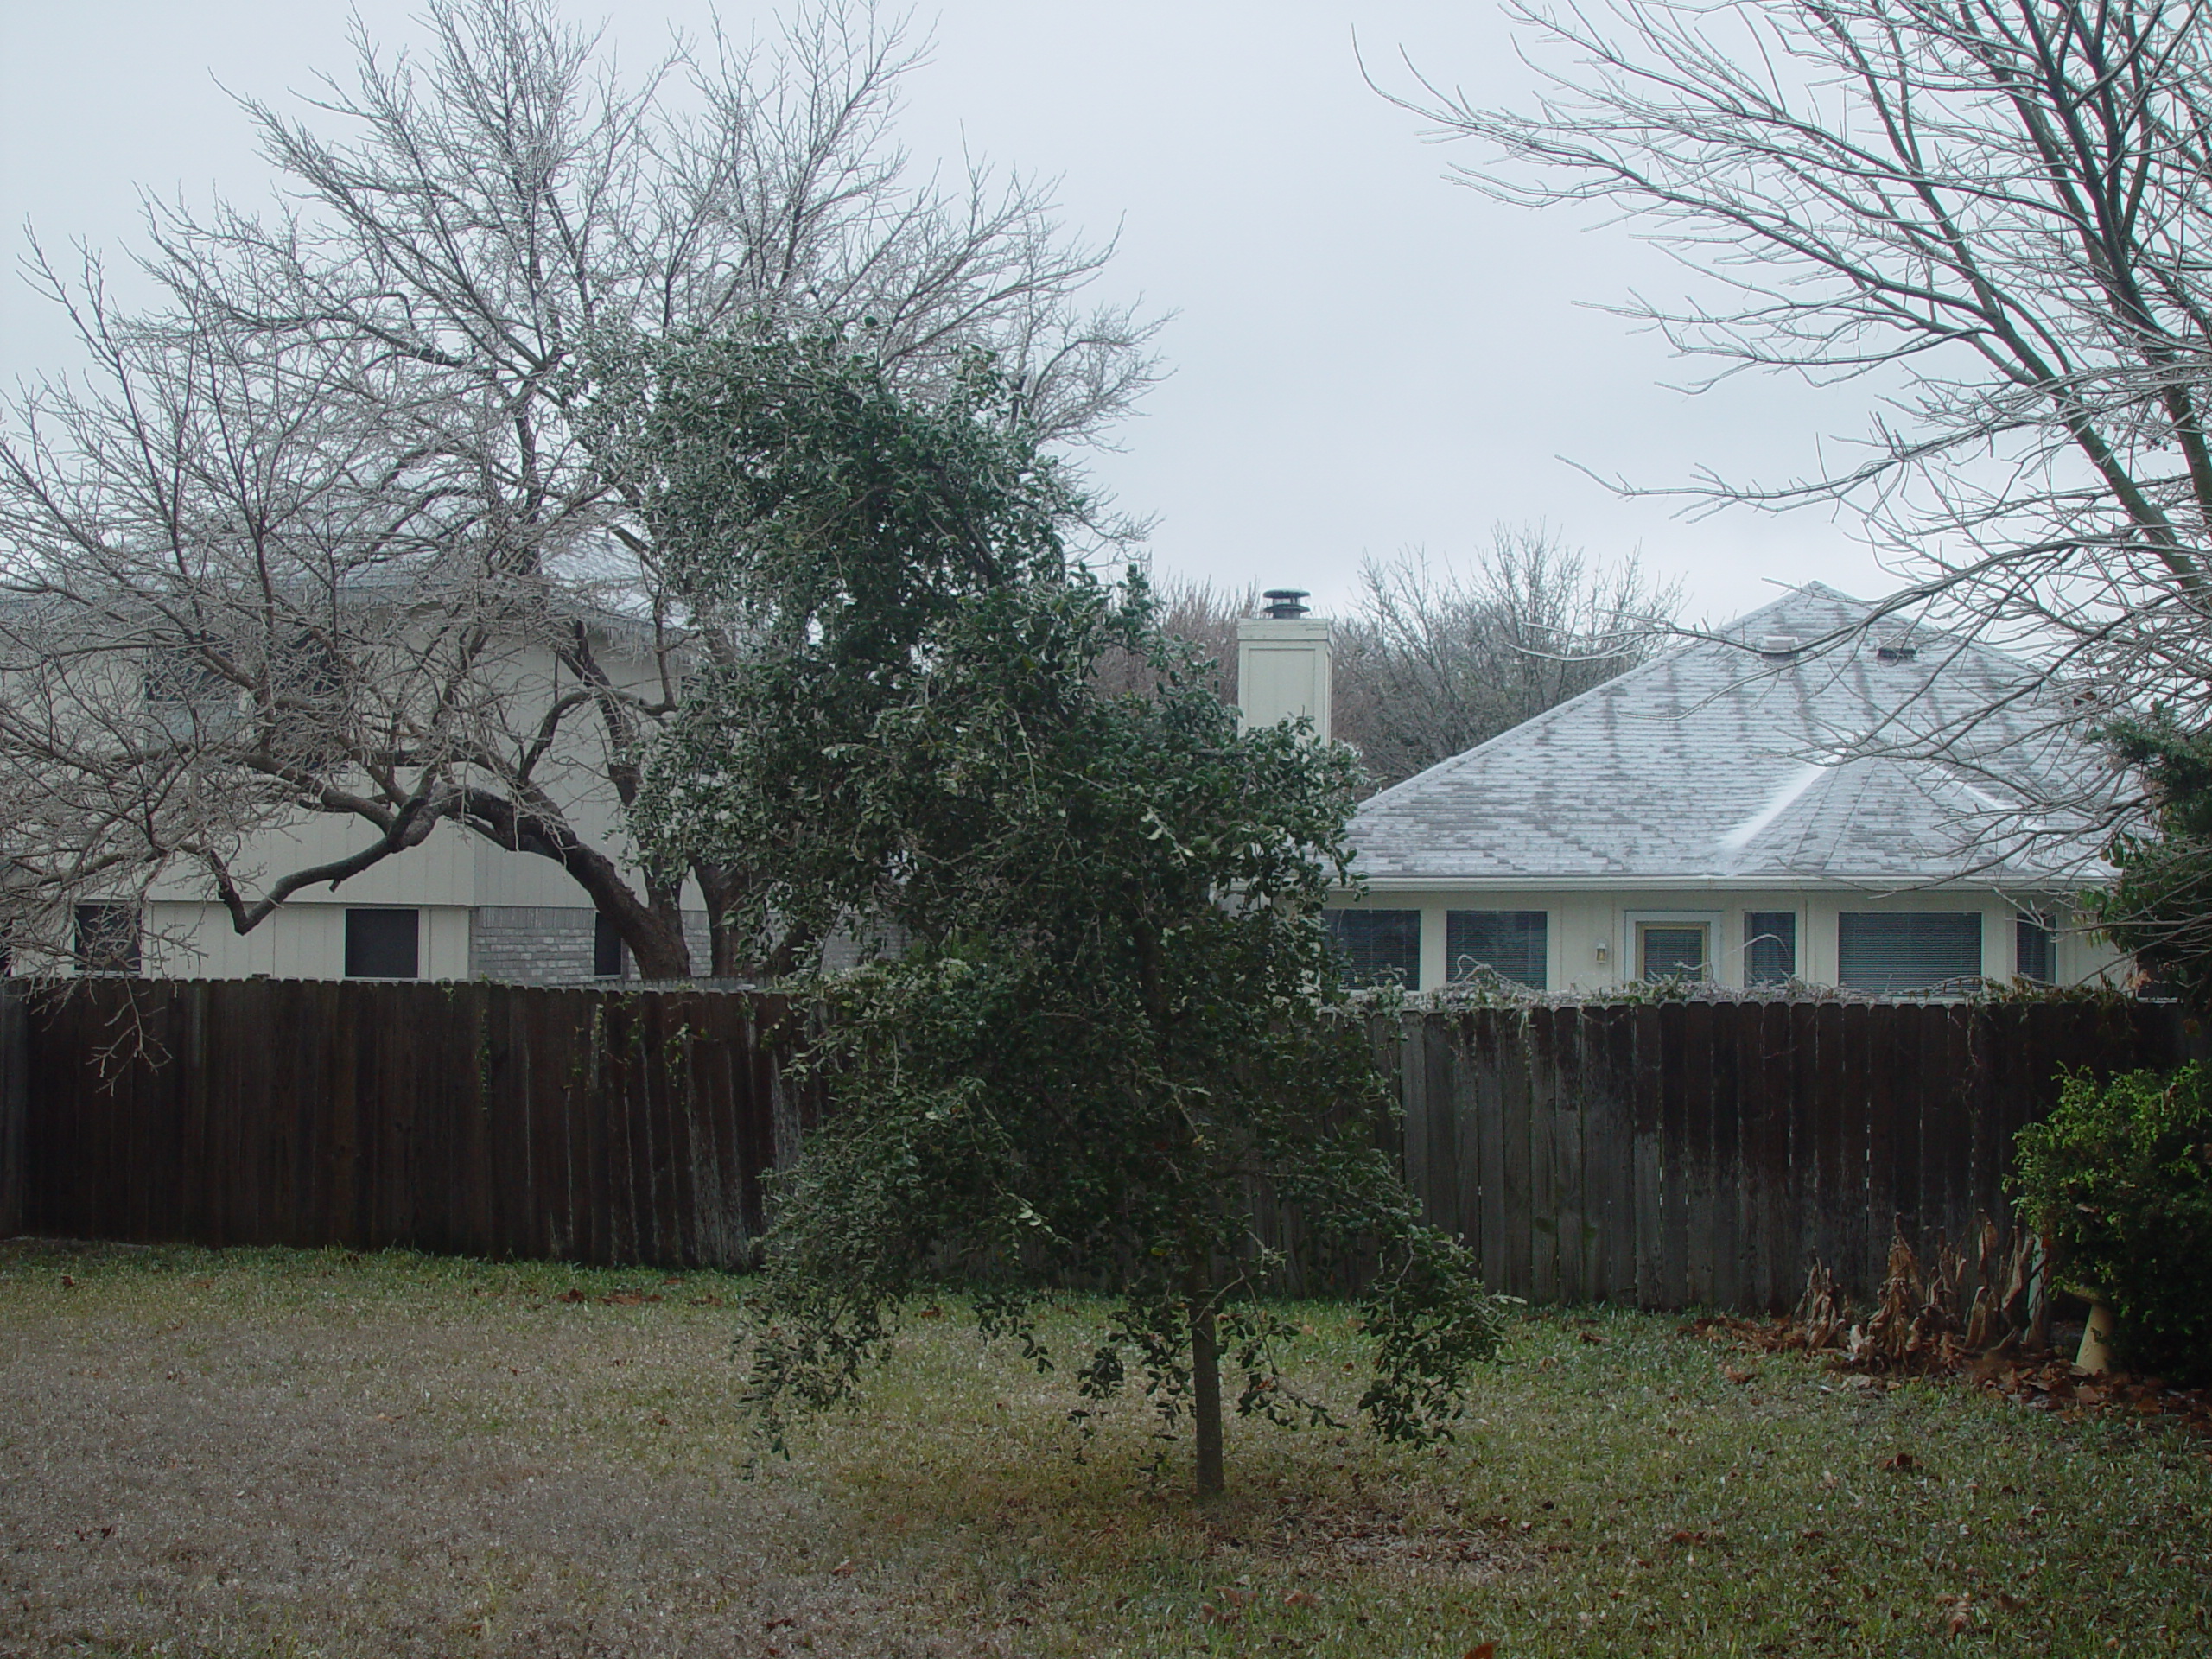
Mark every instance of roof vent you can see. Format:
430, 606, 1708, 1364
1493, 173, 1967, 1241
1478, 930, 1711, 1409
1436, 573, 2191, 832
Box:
1756, 633, 1801, 660
1262, 588, 1311, 620
1876, 642, 1917, 663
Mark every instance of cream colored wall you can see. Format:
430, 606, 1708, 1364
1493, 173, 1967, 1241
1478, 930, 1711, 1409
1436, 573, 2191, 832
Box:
146, 900, 472, 980
1331, 887, 2128, 993
148, 812, 478, 909
129, 629, 677, 976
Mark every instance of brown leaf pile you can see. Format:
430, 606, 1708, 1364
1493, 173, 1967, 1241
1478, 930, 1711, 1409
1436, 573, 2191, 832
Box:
1686, 1226, 2212, 1440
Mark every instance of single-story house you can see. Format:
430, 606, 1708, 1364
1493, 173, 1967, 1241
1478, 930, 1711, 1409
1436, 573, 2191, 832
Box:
1242, 582, 2126, 995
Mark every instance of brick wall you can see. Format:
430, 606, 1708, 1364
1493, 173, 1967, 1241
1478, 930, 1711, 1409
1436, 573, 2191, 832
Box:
470, 906, 605, 983
467, 906, 896, 983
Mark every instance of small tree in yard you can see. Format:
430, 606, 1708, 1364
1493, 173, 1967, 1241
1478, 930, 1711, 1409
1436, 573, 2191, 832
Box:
627, 339, 1502, 1498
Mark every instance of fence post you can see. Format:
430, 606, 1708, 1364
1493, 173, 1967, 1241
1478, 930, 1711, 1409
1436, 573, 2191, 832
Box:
0, 982, 24, 1236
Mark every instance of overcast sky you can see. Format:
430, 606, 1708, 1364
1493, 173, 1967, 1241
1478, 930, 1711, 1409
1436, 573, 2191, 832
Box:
0, 0, 1891, 624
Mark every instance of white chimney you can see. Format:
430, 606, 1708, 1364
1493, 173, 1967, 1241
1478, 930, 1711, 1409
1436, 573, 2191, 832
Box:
1236, 589, 1332, 743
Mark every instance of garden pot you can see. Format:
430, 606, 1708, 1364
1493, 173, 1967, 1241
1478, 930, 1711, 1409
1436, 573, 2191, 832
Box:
2075, 1298, 2115, 1376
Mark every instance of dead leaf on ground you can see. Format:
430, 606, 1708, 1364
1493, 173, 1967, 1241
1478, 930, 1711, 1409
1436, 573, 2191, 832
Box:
1282, 1589, 1319, 1609
1882, 1452, 1920, 1473
1465, 1644, 1497, 1659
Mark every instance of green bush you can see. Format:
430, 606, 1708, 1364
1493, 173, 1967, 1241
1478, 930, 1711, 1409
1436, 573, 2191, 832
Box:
2013, 1065, 2212, 1382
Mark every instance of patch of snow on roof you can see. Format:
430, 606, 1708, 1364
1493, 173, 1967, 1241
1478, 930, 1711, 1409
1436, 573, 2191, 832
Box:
1716, 758, 1832, 860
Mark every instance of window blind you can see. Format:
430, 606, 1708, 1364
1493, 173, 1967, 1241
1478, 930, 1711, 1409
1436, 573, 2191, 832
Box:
1327, 910, 1421, 989
1745, 912, 1796, 986
1446, 910, 1548, 989
1836, 912, 1981, 993
1641, 925, 1709, 981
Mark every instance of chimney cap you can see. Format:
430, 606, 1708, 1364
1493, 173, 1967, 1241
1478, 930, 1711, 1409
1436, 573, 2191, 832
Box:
1262, 588, 1311, 620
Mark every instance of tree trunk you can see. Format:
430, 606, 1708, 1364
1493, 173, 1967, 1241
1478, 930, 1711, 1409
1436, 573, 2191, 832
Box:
1190, 1285, 1225, 1500
624, 909, 693, 981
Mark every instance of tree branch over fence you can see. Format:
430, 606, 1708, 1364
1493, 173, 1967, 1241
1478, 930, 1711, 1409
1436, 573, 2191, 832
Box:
0, 0, 1157, 978
1381, 0, 2212, 864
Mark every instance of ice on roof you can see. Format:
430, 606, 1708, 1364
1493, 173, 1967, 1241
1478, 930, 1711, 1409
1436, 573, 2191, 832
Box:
1348, 582, 2111, 888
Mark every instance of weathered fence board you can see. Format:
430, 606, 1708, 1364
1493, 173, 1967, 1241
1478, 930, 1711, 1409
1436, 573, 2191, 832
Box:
20, 979, 807, 1270
1382, 996, 2194, 1309
0, 983, 26, 1237
13, 981, 2197, 1309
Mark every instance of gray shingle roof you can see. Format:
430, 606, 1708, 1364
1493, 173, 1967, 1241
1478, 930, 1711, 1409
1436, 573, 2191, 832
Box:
1348, 583, 2112, 889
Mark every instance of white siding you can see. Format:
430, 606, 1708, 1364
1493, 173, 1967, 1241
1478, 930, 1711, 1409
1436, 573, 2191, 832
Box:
1333, 887, 2130, 993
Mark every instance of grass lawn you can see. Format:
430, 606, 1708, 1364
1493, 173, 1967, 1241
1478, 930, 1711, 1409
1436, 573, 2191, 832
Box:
1, 1242, 2206, 1657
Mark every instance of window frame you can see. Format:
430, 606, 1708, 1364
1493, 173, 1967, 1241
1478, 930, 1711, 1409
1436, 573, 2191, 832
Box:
1326, 908, 1422, 991
344, 907, 422, 980
593, 912, 626, 979
73, 903, 142, 975
2014, 909, 2057, 983
1744, 909, 1799, 988
1836, 910, 1984, 995
1626, 911, 1719, 983
1445, 909, 1548, 990
142, 645, 239, 741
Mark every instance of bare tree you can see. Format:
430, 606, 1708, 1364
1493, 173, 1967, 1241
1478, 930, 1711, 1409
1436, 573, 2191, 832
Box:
0, 0, 1156, 977
1386, 0, 2212, 829
1333, 524, 1681, 789
1089, 573, 1256, 702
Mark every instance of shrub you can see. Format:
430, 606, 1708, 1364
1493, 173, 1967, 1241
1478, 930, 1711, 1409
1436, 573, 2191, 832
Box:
2013, 1065, 2212, 1382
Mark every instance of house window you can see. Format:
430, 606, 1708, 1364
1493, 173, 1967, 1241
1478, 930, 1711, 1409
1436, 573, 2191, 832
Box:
1446, 910, 1547, 989
73, 904, 141, 975
1745, 911, 1796, 986
143, 646, 236, 741
1327, 910, 1421, 989
1837, 912, 1981, 993
2016, 912, 2056, 983
345, 908, 420, 979
593, 912, 626, 978
1637, 921, 1710, 982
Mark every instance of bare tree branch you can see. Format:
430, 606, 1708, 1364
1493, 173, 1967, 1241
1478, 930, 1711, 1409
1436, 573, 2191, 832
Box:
0, 0, 1157, 978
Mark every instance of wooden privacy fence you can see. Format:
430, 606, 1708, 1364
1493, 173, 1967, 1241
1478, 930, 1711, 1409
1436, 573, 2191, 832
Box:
15, 978, 810, 1268
3, 981, 2195, 1308
1388, 998, 2192, 1312
0, 984, 26, 1240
